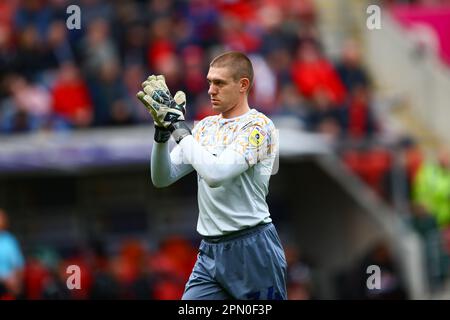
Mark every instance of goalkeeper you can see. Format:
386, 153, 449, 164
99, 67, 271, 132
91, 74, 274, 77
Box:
137, 52, 287, 300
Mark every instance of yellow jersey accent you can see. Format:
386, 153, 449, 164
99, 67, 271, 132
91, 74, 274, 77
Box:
249, 127, 265, 147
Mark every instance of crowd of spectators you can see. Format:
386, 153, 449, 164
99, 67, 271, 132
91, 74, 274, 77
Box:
0, 0, 376, 141
19, 236, 198, 300
0, 206, 312, 300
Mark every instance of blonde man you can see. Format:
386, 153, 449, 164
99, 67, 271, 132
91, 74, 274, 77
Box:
138, 52, 287, 300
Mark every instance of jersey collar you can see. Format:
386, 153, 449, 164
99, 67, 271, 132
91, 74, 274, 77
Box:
219, 108, 255, 124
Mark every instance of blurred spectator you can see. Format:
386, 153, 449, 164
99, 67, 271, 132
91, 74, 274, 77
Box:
14, 0, 53, 41
46, 20, 75, 67
382, 137, 422, 207
413, 147, 450, 227
258, 4, 293, 56
111, 0, 149, 67
88, 239, 120, 299
184, 0, 219, 48
0, 74, 52, 133
146, 16, 176, 73
152, 52, 183, 94
81, 17, 119, 79
342, 146, 393, 196
342, 85, 377, 141
249, 54, 277, 113
118, 21, 148, 67
149, 236, 197, 300
51, 62, 93, 127
80, 0, 114, 27
23, 256, 51, 299
180, 45, 207, 103
306, 87, 344, 135
217, 0, 257, 23
146, 0, 175, 19
410, 203, 449, 291
107, 100, 135, 127
284, 245, 314, 300
219, 13, 261, 53
0, 24, 15, 78
0, 208, 25, 299
23, 247, 71, 300
275, 83, 308, 125
335, 39, 371, 92
266, 48, 294, 87
316, 116, 342, 144
7, 74, 51, 117
123, 63, 149, 122
0, 0, 19, 34
87, 59, 131, 126
12, 25, 53, 81
0, 109, 34, 133
110, 239, 155, 299
291, 40, 347, 106
360, 243, 407, 300
59, 252, 93, 300
193, 94, 219, 121
335, 241, 408, 299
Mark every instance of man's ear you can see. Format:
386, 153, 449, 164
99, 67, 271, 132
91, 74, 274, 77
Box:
240, 78, 250, 94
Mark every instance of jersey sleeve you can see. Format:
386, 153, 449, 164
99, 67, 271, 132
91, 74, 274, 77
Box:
191, 118, 207, 143
229, 118, 277, 167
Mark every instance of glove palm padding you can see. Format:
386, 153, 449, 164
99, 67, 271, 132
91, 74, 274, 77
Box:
136, 75, 186, 128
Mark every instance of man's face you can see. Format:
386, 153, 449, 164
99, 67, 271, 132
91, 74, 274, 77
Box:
207, 67, 241, 113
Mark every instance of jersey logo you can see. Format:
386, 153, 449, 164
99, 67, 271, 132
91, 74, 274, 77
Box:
249, 127, 265, 147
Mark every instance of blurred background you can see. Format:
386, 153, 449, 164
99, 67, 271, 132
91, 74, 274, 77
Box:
0, 0, 449, 300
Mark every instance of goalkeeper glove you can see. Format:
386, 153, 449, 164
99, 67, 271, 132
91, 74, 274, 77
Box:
136, 75, 178, 143
136, 75, 191, 143
153, 126, 171, 143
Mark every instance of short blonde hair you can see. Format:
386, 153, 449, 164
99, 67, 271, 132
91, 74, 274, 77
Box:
210, 51, 254, 93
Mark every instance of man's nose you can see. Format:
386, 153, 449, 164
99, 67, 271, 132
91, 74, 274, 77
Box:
208, 85, 216, 96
